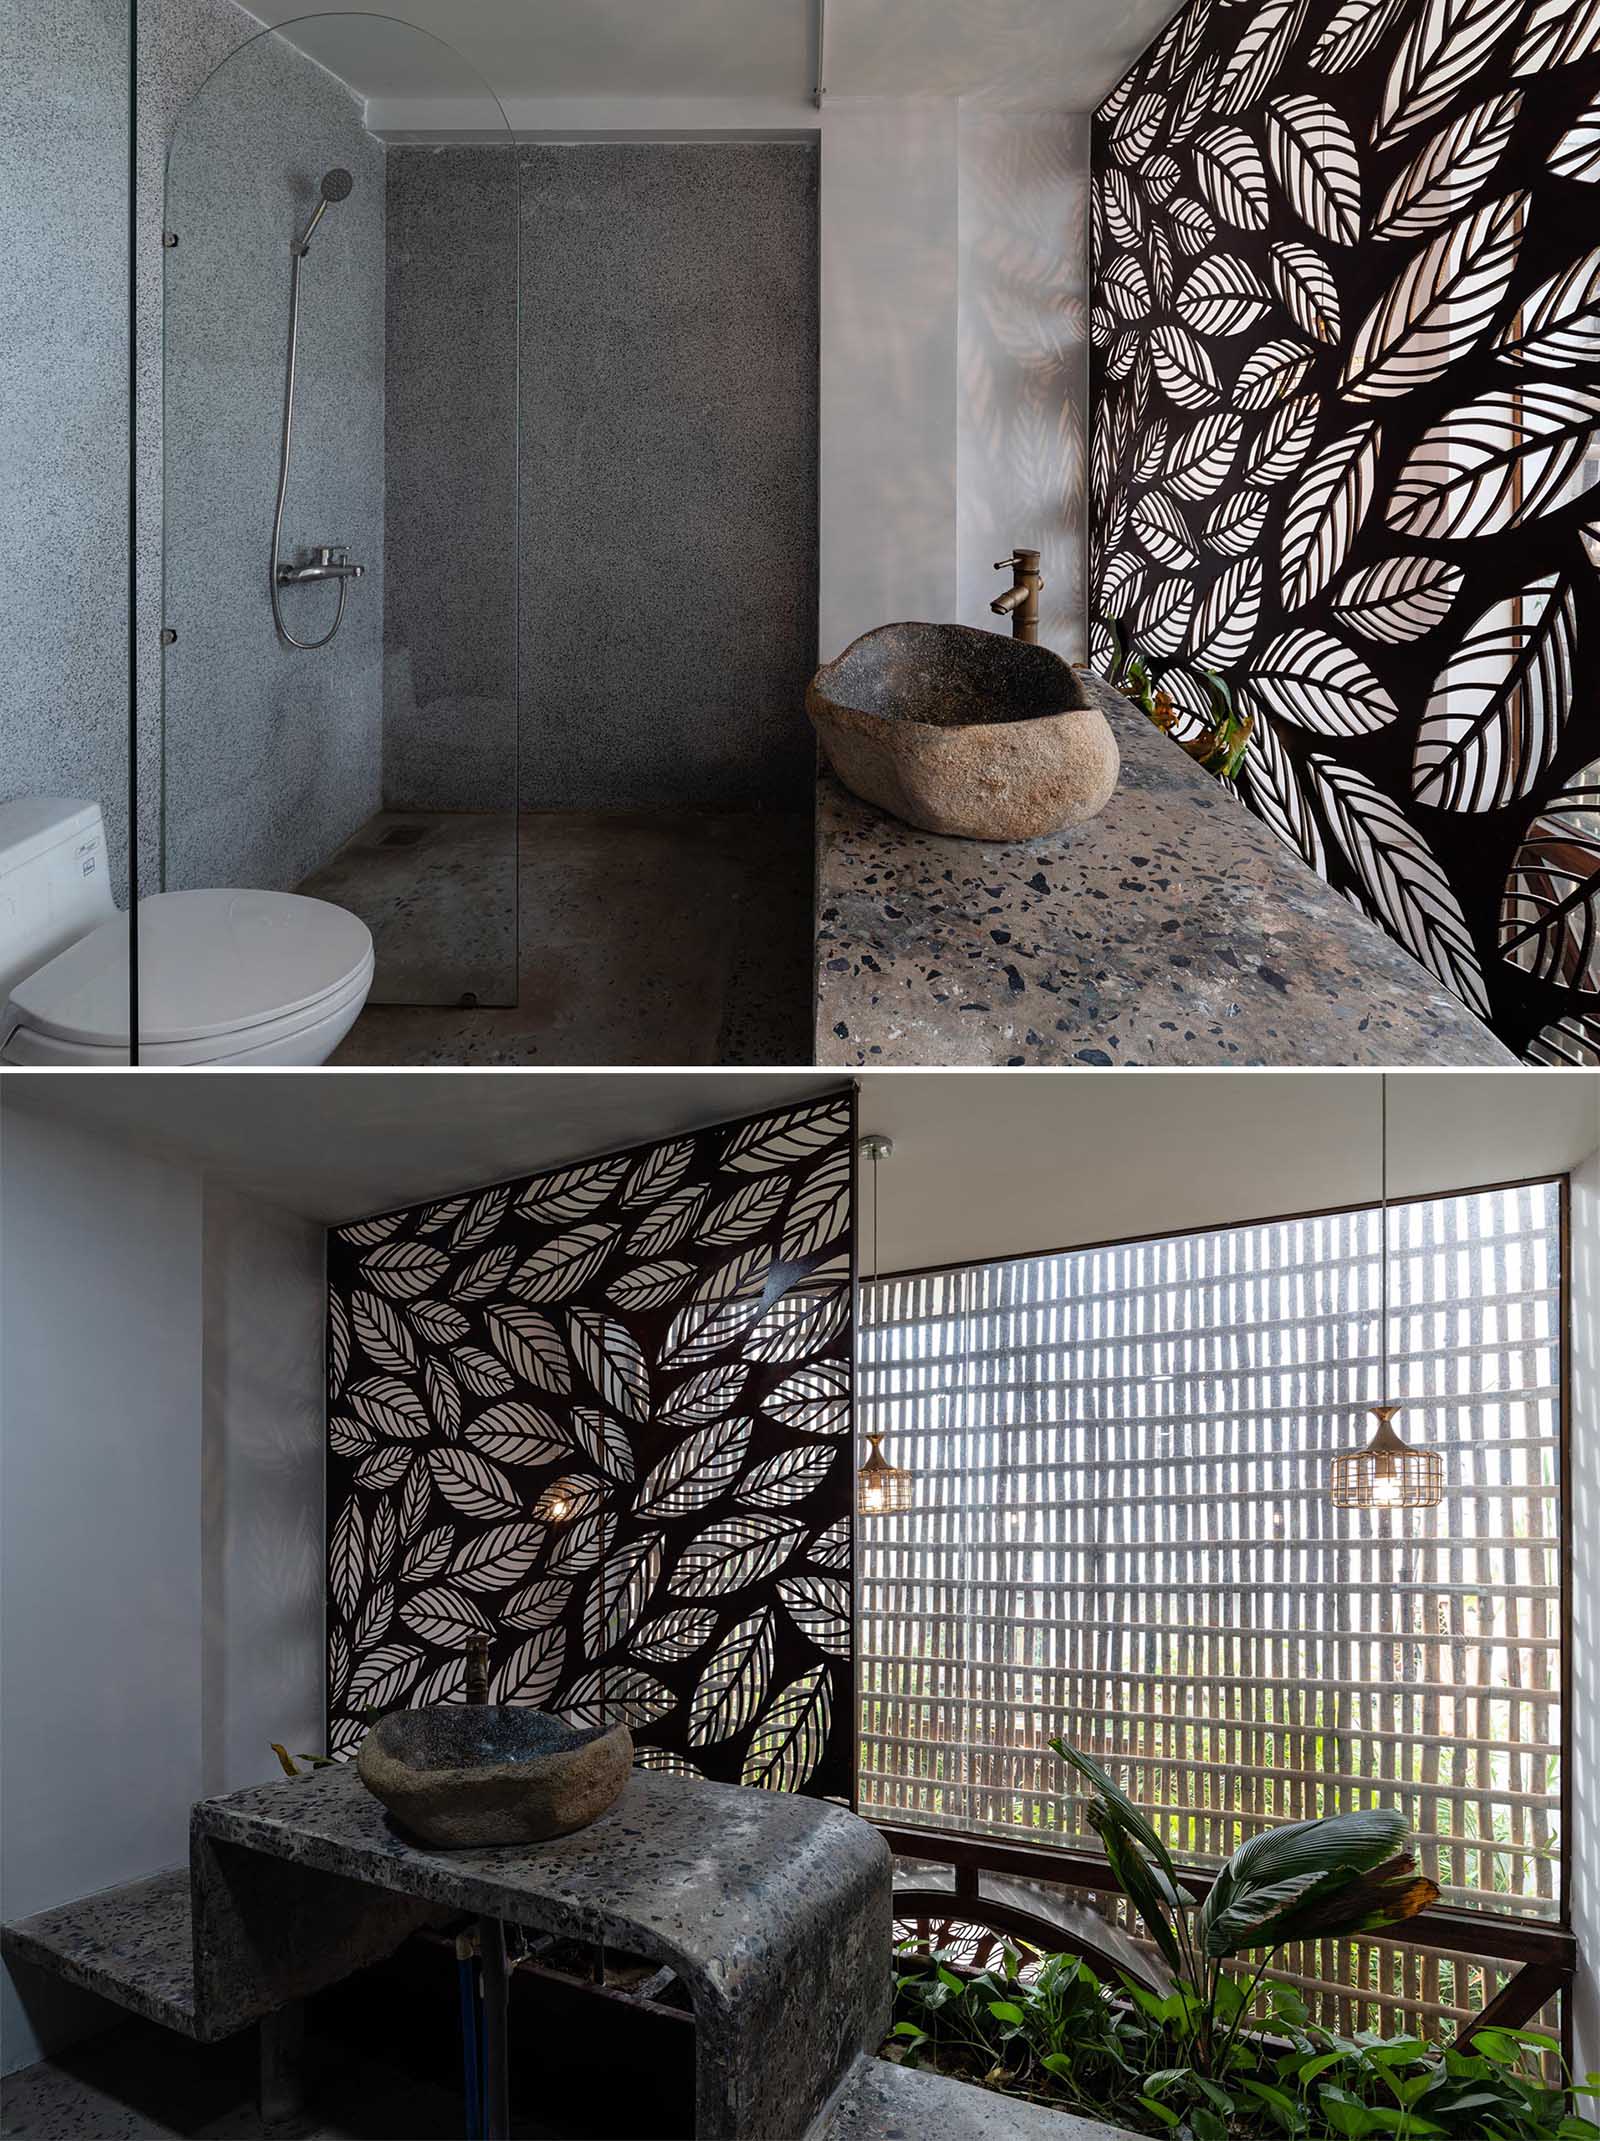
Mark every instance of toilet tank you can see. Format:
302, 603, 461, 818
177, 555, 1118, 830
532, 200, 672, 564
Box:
0, 800, 117, 1004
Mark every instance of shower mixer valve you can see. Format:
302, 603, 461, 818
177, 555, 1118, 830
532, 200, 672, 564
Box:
276, 545, 365, 587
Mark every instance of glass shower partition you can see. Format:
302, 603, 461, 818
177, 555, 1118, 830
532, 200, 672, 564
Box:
158, 14, 518, 1052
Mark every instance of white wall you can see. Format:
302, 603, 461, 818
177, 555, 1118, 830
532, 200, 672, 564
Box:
956, 108, 1089, 659
818, 98, 960, 661
200, 1186, 326, 1797
0, 1112, 202, 2071
817, 98, 1090, 668
0, 1112, 325, 2074
1572, 1135, 1600, 2081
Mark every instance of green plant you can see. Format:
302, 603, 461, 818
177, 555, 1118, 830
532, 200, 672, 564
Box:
1104, 617, 1253, 781
1053, 1734, 1443, 2073
270, 1742, 336, 1776
889, 1954, 1599, 2141
883, 1736, 1599, 2141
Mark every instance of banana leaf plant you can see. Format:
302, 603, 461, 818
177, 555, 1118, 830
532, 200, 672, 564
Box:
1050, 1734, 1440, 2081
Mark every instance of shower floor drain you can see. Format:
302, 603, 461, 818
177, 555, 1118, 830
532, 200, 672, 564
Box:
377, 824, 431, 848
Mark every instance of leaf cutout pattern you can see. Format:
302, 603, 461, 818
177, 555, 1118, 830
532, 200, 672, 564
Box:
1270, 240, 1342, 341
1550, 94, 1600, 179
1372, 94, 1522, 237
776, 1575, 852, 1657
1499, 763, 1600, 989
1375, 0, 1523, 147
516, 1156, 627, 1224
1243, 629, 1400, 733
492, 1629, 565, 1707
352, 1291, 416, 1373
1243, 710, 1329, 874
688, 1610, 776, 1745
569, 1307, 650, 1422
1089, 0, 1600, 1053
484, 1306, 570, 1395
1495, 248, 1600, 368
428, 1447, 524, 1521
1279, 420, 1380, 608
327, 1096, 853, 1795
669, 1515, 802, 1599
1340, 192, 1525, 400
510, 1223, 618, 1304
584, 1533, 663, 1658
1387, 385, 1600, 538
1311, 758, 1491, 1011
740, 1445, 837, 1511
741, 1667, 833, 1792
636, 1417, 754, 1519
1265, 96, 1363, 244
1332, 555, 1463, 643
360, 1242, 448, 1299
1195, 125, 1273, 230
1412, 576, 1576, 810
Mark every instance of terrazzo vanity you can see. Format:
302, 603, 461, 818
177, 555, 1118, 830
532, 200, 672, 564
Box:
4, 1765, 894, 2141
814, 672, 1516, 1068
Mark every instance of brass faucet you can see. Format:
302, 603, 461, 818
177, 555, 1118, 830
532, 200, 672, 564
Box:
465, 1635, 490, 1705
991, 549, 1043, 643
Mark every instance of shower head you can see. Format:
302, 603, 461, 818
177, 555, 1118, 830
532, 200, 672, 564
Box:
294, 169, 354, 255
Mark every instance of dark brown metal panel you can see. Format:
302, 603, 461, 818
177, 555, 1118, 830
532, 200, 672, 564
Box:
1088, 0, 1600, 1064
324, 1089, 856, 1800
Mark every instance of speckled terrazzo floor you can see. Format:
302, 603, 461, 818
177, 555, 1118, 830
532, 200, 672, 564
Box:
0, 2037, 1139, 2140
0, 2015, 556, 2138
314, 809, 812, 1065
814, 673, 1516, 1068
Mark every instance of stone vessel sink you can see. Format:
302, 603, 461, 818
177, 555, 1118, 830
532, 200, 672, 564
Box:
806, 621, 1119, 841
356, 1707, 632, 1848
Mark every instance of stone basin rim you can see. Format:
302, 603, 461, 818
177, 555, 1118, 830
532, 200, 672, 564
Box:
809, 621, 1090, 733
360, 1704, 619, 1774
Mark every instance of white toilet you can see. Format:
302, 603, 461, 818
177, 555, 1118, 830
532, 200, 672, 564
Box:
0, 799, 374, 1066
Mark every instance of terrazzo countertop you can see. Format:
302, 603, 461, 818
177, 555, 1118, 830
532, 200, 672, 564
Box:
192, 1763, 891, 2140
814, 671, 1515, 1067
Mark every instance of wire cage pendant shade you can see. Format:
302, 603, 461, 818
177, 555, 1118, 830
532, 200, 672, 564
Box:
1329, 1405, 1445, 1511
858, 1431, 914, 1516
1328, 1077, 1444, 1512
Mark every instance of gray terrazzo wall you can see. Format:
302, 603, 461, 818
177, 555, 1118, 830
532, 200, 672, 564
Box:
521, 141, 819, 809
382, 147, 519, 811
2, 0, 384, 909
0, 0, 132, 895
161, 31, 385, 895
383, 141, 819, 812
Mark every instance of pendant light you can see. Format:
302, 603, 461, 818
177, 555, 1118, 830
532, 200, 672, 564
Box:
857, 1133, 913, 1518
1329, 1077, 1444, 1512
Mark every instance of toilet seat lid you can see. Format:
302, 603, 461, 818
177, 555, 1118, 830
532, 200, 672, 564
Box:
9, 889, 373, 1046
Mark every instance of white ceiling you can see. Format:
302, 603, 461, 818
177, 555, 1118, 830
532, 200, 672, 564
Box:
241, 0, 1173, 115
6, 1073, 1593, 1259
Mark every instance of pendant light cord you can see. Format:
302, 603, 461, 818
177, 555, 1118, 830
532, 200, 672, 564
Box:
1380, 1073, 1389, 1404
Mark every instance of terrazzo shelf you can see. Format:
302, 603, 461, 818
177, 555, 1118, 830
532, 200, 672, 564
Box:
814, 669, 1515, 1068
3, 1766, 893, 2141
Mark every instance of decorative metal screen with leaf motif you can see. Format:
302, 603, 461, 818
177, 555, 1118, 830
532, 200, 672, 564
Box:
1089, 0, 1600, 1066
325, 1090, 855, 1799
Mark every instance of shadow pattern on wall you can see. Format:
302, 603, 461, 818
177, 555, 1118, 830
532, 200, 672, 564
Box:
325, 1091, 854, 1798
1088, 0, 1600, 1065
